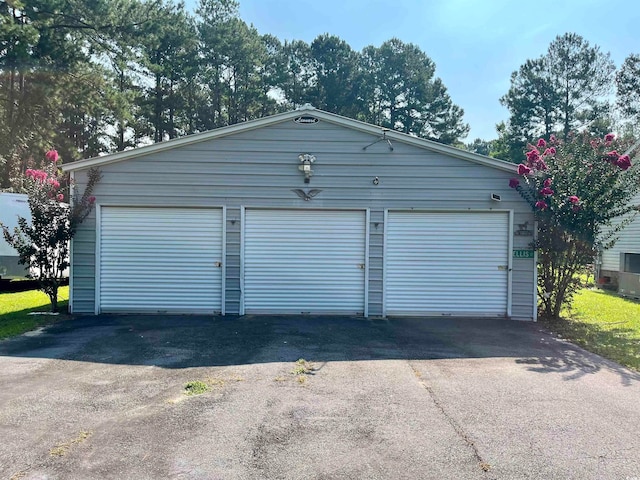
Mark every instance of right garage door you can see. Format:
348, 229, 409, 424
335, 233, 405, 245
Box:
384, 211, 510, 317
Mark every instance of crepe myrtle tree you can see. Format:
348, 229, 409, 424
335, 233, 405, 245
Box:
509, 133, 640, 319
1, 150, 100, 312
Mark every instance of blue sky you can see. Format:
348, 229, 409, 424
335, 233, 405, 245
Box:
186, 0, 639, 141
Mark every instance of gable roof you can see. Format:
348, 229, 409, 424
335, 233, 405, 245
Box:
61, 105, 516, 173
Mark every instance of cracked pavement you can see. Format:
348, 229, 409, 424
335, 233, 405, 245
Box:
1, 315, 639, 479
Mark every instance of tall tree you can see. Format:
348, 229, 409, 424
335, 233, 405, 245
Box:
616, 54, 640, 123
138, 1, 199, 142
501, 33, 615, 161
269, 39, 315, 110
309, 34, 362, 117
359, 38, 468, 144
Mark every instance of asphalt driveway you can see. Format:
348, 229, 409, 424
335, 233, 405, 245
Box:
1, 315, 639, 480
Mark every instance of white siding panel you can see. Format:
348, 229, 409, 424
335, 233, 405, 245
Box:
385, 212, 509, 316
99, 207, 223, 313
243, 209, 366, 314
601, 196, 640, 272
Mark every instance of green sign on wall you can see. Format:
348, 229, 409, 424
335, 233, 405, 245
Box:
513, 249, 535, 259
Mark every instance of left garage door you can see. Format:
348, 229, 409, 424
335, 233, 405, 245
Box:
98, 207, 224, 314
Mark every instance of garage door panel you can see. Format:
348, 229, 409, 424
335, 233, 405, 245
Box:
385, 212, 509, 316
99, 207, 223, 314
244, 209, 366, 314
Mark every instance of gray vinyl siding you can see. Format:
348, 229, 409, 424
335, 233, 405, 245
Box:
601, 192, 640, 274
70, 119, 535, 319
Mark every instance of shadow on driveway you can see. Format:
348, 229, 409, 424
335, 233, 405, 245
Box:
1, 314, 638, 385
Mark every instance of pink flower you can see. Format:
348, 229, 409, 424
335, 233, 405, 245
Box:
568, 195, 580, 204
549, 134, 557, 144
517, 164, 531, 175
509, 178, 520, 188
617, 155, 632, 170
549, 147, 556, 155
539, 187, 554, 196
45, 150, 59, 163
56, 193, 64, 201
604, 150, 619, 163
26, 169, 48, 182
604, 133, 615, 143
535, 201, 548, 210
590, 140, 599, 149
544, 178, 552, 187
537, 138, 546, 148
525, 149, 540, 164
47, 177, 60, 189
88, 196, 96, 204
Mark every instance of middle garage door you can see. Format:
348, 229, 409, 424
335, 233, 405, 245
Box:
243, 209, 367, 315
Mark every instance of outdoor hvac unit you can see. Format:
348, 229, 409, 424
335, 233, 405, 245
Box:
618, 253, 640, 299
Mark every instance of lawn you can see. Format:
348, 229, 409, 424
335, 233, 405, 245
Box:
0, 286, 69, 339
544, 288, 640, 371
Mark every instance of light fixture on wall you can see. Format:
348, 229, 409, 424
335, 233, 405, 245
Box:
298, 154, 315, 183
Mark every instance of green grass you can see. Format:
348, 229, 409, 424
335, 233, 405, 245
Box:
544, 288, 640, 371
0, 286, 69, 339
183, 380, 210, 396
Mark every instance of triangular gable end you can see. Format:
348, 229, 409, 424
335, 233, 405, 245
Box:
61, 105, 516, 173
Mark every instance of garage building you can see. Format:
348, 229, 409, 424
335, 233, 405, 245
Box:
62, 106, 537, 320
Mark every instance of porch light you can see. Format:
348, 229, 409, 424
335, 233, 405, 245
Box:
298, 154, 315, 183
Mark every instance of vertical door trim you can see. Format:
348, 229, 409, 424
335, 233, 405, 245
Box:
364, 209, 370, 318
94, 204, 102, 315
221, 206, 227, 316
239, 206, 246, 316
507, 210, 514, 318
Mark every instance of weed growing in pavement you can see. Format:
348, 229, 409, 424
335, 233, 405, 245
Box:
183, 380, 210, 396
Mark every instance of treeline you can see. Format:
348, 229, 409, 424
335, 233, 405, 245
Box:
2, 1, 639, 190
467, 33, 640, 162
0, 0, 468, 188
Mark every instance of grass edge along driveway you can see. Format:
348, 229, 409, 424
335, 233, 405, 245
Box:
0, 286, 69, 339
1, 286, 639, 373
544, 288, 640, 372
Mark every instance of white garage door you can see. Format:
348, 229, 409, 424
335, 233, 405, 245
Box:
243, 209, 367, 315
385, 211, 510, 316
99, 207, 224, 314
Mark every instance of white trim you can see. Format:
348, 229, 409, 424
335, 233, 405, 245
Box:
364, 209, 370, 318
94, 204, 101, 315
221, 206, 227, 316
507, 210, 514, 318
533, 220, 539, 322
61, 106, 517, 174
68, 171, 75, 314
386, 208, 513, 214
239, 206, 246, 316
382, 208, 389, 317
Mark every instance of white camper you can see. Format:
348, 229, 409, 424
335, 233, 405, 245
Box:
0, 192, 31, 280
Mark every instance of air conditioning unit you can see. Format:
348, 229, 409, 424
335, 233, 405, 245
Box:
619, 272, 640, 299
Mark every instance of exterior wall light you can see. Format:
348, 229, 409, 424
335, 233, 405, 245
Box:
298, 154, 315, 183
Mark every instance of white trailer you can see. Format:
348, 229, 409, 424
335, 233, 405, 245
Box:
0, 192, 31, 280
